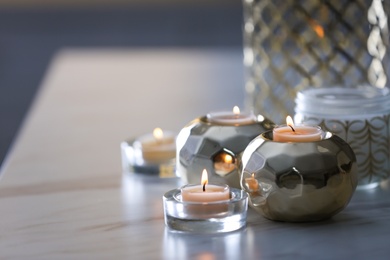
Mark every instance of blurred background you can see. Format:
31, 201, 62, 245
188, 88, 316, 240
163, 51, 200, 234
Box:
0, 0, 243, 166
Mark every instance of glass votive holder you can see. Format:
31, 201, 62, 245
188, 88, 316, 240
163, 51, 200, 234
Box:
295, 86, 390, 189
176, 110, 274, 189
163, 186, 248, 233
121, 129, 176, 178
240, 130, 358, 222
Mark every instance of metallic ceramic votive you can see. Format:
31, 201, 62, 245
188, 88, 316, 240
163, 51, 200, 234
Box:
240, 130, 358, 222
176, 115, 274, 189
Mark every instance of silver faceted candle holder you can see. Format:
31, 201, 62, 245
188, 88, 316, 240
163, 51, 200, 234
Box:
240, 130, 358, 222
176, 110, 274, 189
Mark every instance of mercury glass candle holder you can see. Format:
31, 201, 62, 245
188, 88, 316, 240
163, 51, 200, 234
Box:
240, 130, 358, 222
176, 114, 274, 189
163, 187, 248, 233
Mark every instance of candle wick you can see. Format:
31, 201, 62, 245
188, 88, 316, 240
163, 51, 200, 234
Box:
203, 183, 206, 192
289, 125, 295, 132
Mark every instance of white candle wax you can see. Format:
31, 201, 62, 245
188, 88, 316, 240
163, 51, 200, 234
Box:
181, 184, 230, 203
273, 116, 323, 142
273, 125, 323, 142
207, 106, 256, 126
181, 169, 230, 203
135, 128, 176, 163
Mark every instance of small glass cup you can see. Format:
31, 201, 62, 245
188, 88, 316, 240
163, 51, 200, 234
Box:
163, 187, 248, 233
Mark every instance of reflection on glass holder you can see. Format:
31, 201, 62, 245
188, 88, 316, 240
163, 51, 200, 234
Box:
176, 114, 274, 189
163, 227, 246, 259
121, 138, 176, 178
240, 130, 358, 222
163, 187, 248, 233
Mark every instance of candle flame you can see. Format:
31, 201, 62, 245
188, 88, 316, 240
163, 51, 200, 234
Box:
233, 106, 240, 115
201, 169, 208, 186
286, 116, 294, 127
153, 127, 163, 140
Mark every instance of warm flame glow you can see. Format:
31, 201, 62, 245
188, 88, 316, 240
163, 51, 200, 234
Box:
201, 169, 208, 186
313, 24, 324, 38
224, 154, 233, 164
286, 116, 294, 127
153, 127, 163, 140
233, 106, 240, 115
309, 19, 325, 38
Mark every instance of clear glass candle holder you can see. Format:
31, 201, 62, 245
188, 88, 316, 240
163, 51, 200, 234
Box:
163, 187, 248, 233
240, 130, 358, 222
295, 86, 390, 189
121, 137, 176, 178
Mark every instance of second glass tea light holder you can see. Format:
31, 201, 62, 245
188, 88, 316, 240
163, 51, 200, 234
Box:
121, 128, 176, 178
176, 108, 274, 189
240, 130, 358, 222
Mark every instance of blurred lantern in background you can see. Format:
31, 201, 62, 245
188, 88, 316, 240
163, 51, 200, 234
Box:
243, 0, 390, 123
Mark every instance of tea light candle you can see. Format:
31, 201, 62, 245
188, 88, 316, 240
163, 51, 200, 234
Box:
163, 172, 248, 232
181, 169, 230, 202
135, 128, 176, 163
207, 106, 256, 125
273, 116, 323, 142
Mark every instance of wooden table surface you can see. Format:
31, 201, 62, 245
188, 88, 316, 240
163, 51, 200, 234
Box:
1, 48, 390, 260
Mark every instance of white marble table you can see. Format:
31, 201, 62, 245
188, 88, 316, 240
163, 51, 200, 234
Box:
1, 48, 390, 259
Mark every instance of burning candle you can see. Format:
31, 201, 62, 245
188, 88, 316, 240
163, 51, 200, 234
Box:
273, 116, 323, 142
163, 170, 248, 232
181, 169, 230, 202
135, 128, 176, 163
207, 106, 256, 125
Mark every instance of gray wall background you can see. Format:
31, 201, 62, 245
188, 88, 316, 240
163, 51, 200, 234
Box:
0, 1, 244, 166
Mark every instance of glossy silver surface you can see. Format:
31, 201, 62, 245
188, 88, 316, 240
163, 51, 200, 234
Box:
241, 131, 358, 222
176, 115, 274, 189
